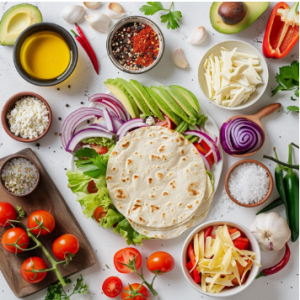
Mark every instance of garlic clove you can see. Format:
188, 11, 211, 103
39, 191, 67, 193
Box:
85, 13, 111, 33
62, 5, 85, 24
188, 26, 206, 45
107, 2, 126, 19
83, 2, 102, 10
172, 48, 189, 69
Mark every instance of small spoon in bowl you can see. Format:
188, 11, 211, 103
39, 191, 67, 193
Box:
220, 103, 281, 157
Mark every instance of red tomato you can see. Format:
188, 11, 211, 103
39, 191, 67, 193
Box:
27, 210, 55, 236
2, 227, 29, 253
114, 247, 142, 273
90, 144, 108, 154
121, 283, 150, 300
87, 180, 99, 194
94, 206, 107, 222
154, 115, 173, 129
0, 202, 17, 227
194, 143, 214, 168
52, 234, 79, 260
147, 251, 175, 274
102, 276, 123, 298
21, 257, 47, 283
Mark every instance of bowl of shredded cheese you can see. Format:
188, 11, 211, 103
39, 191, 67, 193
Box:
198, 40, 268, 110
181, 220, 261, 297
1, 91, 52, 143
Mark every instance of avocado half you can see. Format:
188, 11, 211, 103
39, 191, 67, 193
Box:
210, 2, 269, 34
0, 4, 42, 46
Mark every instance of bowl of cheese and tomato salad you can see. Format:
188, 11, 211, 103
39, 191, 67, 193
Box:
181, 220, 261, 297
13, 22, 78, 86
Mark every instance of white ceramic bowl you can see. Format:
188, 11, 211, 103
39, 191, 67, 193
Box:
198, 40, 268, 110
181, 220, 261, 297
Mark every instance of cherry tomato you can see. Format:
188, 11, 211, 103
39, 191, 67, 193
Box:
87, 180, 99, 194
21, 257, 47, 283
90, 144, 108, 154
102, 276, 123, 298
114, 247, 142, 273
27, 210, 55, 236
147, 251, 175, 274
122, 283, 150, 300
52, 234, 79, 260
2, 227, 29, 253
94, 206, 107, 222
154, 115, 173, 129
0, 202, 17, 227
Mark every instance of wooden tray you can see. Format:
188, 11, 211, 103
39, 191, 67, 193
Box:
0, 148, 96, 298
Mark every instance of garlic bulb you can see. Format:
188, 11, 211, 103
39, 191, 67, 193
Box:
172, 48, 189, 69
62, 5, 85, 24
188, 26, 206, 45
85, 13, 111, 33
250, 212, 291, 252
84, 2, 102, 9
107, 2, 126, 19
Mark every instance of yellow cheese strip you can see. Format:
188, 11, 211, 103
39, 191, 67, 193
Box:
230, 263, 241, 285
212, 284, 226, 294
205, 236, 212, 255
198, 230, 205, 259
241, 261, 253, 283
203, 58, 208, 69
221, 247, 232, 271
193, 233, 199, 262
206, 277, 234, 286
201, 273, 207, 292
231, 257, 237, 267
208, 239, 224, 270
202, 269, 233, 275
208, 273, 220, 292
232, 249, 248, 267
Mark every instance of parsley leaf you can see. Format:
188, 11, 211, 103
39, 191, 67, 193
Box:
287, 106, 299, 113
139, 2, 182, 30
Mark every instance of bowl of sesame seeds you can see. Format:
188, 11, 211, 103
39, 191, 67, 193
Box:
106, 16, 165, 74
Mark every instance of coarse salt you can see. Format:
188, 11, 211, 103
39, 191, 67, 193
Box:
228, 162, 270, 204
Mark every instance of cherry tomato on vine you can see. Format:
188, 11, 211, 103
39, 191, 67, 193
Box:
102, 276, 123, 298
147, 251, 175, 274
27, 210, 55, 236
87, 180, 99, 194
21, 257, 48, 283
114, 247, 142, 273
121, 283, 150, 300
154, 115, 173, 129
90, 144, 108, 155
0, 202, 17, 227
94, 206, 107, 222
52, 234, 79, 260
2, 227, 29, 253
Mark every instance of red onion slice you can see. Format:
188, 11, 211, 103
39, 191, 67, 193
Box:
117, 118, 149, 140
103, 108, 115, 133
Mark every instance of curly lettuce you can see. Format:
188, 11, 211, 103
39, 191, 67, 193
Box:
81, 137, 115, 150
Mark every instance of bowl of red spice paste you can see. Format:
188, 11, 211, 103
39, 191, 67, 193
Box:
107, 16, 164, 73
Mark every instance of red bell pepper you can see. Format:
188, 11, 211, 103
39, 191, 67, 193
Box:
234, 237, 249, 250
187, 244, 201, 283
263, 2, 299, 59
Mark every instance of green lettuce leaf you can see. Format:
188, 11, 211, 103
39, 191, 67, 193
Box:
81, 137, 115, 149
100, 208, 125, 228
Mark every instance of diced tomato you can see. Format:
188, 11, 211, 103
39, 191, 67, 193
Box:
90, 143, 108, 154
94, 206, 107, 222
194, 143, 214, 167
87, 180, 98, 194
187, 244, 201, 283
154, 115, 173, 129
228, 228, 239, 235
186, 261, 194, 271
204, 226, 214, 240
236, 237, 249, 250
233, 237, 249, 250
193, 268, 201, 283
194, 142, 206, 155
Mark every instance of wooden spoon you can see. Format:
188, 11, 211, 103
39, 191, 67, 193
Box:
221, 103, 281, 157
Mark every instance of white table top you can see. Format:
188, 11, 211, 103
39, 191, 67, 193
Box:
0, 2, 299, 300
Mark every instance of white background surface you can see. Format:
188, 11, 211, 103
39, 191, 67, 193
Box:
0, 2, 299, 300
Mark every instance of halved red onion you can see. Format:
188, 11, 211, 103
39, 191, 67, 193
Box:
103, 108, 116, 133
117, 118, 149, 140
220, 118, 263, 155
66, 128, 113, 153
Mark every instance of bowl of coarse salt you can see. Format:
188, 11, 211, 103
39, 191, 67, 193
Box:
1, 91, 52, 143
225, 159, 273, 207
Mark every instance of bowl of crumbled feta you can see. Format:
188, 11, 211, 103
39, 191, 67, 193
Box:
225, 159, 273, 207
1, 92, 52, 142
0, 155, 40, 197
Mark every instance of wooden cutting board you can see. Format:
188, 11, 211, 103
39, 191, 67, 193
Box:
0, 148, 97, 298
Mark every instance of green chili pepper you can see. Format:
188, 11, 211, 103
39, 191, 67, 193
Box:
273, 147, 290, 225
175, 121, 188, 134
256, 197, 284, 215
189, 136, 199, 144
284, 144, 299, 242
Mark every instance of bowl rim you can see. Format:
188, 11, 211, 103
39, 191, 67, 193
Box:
225, 159, 274, 207
1, 91, 53, 143
106, 15, 165, 74
197, 39, 269, 110
13, 22, 78, 87
0, 154, 40, 197
181, 219, 261, 297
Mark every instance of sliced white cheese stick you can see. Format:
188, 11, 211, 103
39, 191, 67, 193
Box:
228, 87, 247, 107
222, 64, 249, 81
232, 56, 260, 66
221, 46, 258, 59
205, 73, 213, 99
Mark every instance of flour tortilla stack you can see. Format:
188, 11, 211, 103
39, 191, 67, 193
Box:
107, 126, 212, 239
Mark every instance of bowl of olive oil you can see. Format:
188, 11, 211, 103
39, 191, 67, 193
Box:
14, 23, 78, 86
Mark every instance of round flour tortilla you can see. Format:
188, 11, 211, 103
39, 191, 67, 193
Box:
106, 126, 207, 228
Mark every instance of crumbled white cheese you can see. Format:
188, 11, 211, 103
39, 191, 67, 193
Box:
145, 116, 155, 126
6, 96, 49, 139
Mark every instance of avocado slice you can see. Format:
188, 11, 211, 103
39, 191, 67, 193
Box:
116, 78, 151, 116
144, 87, 182, 125
150, 86, 195, 125
0, 4, 42, 45
160, 85, 198, 119
129, 79, 164, 121
104, 79, 139, 118
210, 2, 269, 34
170, 85, 200, 113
